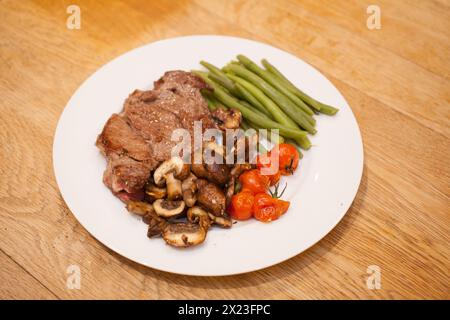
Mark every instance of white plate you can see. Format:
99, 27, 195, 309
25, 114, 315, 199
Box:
53, 35, 363, 276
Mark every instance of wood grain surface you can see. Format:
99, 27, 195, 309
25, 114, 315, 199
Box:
0, 0, 449, 299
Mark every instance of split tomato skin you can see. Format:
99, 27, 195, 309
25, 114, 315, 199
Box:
252, 193, 290, 222
275, 198, 290, 216
227, 190, 254, 221
238, 169, 270, 194
256, 153, 281, 186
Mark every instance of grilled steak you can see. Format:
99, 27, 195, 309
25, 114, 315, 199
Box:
96, 71, 217, 200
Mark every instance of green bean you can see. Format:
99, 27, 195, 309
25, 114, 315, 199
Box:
204, 95, 217, 111
240, 119, 251, 130
261, 59, 308, 99
227, 74, 297, 129
223, 63, 317, 134
261, 59, 339, 115
207, 73, 238, 96
315, 104, 339, 116
235, 83, 271, 117
201, 90, 221, 111
192, 71, 308, 141
237, 55, 315, 117
240, 100, 272, 119
246, 120, 284, 144
201, 61, 237, 91
236, 82, 311, 149
199, 63, 270, 117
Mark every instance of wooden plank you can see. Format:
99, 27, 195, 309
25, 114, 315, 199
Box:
0, 250, 58, 299
282, 0, 450, 79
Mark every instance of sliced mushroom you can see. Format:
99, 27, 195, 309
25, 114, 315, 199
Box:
225, 177, 236, 207
166, 172, 182, 200
196, 179, 226, 216
162, 219, 208, 247
182, 173, 198, 207
143, 211, 168, 238
208, 213, 233, 228
187, 206, 210, 224
145, 183, 167, 201
153, 157, 190, 187
126, 201, 154, 216
152, 199, 185, 218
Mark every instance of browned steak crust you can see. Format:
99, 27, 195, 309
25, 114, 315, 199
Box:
96, 71, 216, 200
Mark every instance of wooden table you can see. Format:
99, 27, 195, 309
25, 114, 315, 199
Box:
1, 0, 449, 299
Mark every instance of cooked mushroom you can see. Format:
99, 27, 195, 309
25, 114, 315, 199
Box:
204, 162, 231, 186
153, 157, 190, 186
182, 173, 197, 207
230, 163, 253, 178
187, 206, 210, 224
143, 210, 168, 238
166, 172, 182, 200
191, 144, 230, 186
126, 201, 154, 216
145, 183, 167, 201
225, 177, 236, 207
196, 179, 226, 216
208, 212, 233, 228
162, 222, 207, 247
211, 108, 242, 130
152, 199, 185, 218
231, 134, 258, 163
203, 141, 225, 157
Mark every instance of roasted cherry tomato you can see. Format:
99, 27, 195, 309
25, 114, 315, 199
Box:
272, 143, 300, 176
256, 153, 281, 186
274, 198, 290, 216
227, 190, 254, 220
253, 193, 290, 222
238, 169, 270, 194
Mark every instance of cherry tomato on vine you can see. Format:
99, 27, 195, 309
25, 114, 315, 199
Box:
271, 143, 300, 176
256, 153, 281, 186
253, 193, 290, 222
227, 190, 254, 220
238, 169, 270, 194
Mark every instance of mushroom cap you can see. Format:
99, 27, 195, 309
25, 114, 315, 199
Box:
208, 213, 233, 228
187, 206, 209, 223
126, 201, 154, 216
162, 222, 207, 247
152, 199, 186, 218
154, 157, 188, 186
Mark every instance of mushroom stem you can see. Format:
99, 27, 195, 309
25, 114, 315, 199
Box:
182, 173, 198, 207
166, 172, 182, 200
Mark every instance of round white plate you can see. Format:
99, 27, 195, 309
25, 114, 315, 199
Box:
53, 35, 363, 276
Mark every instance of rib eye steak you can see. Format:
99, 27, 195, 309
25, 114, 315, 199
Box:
96, 71, 218, 201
